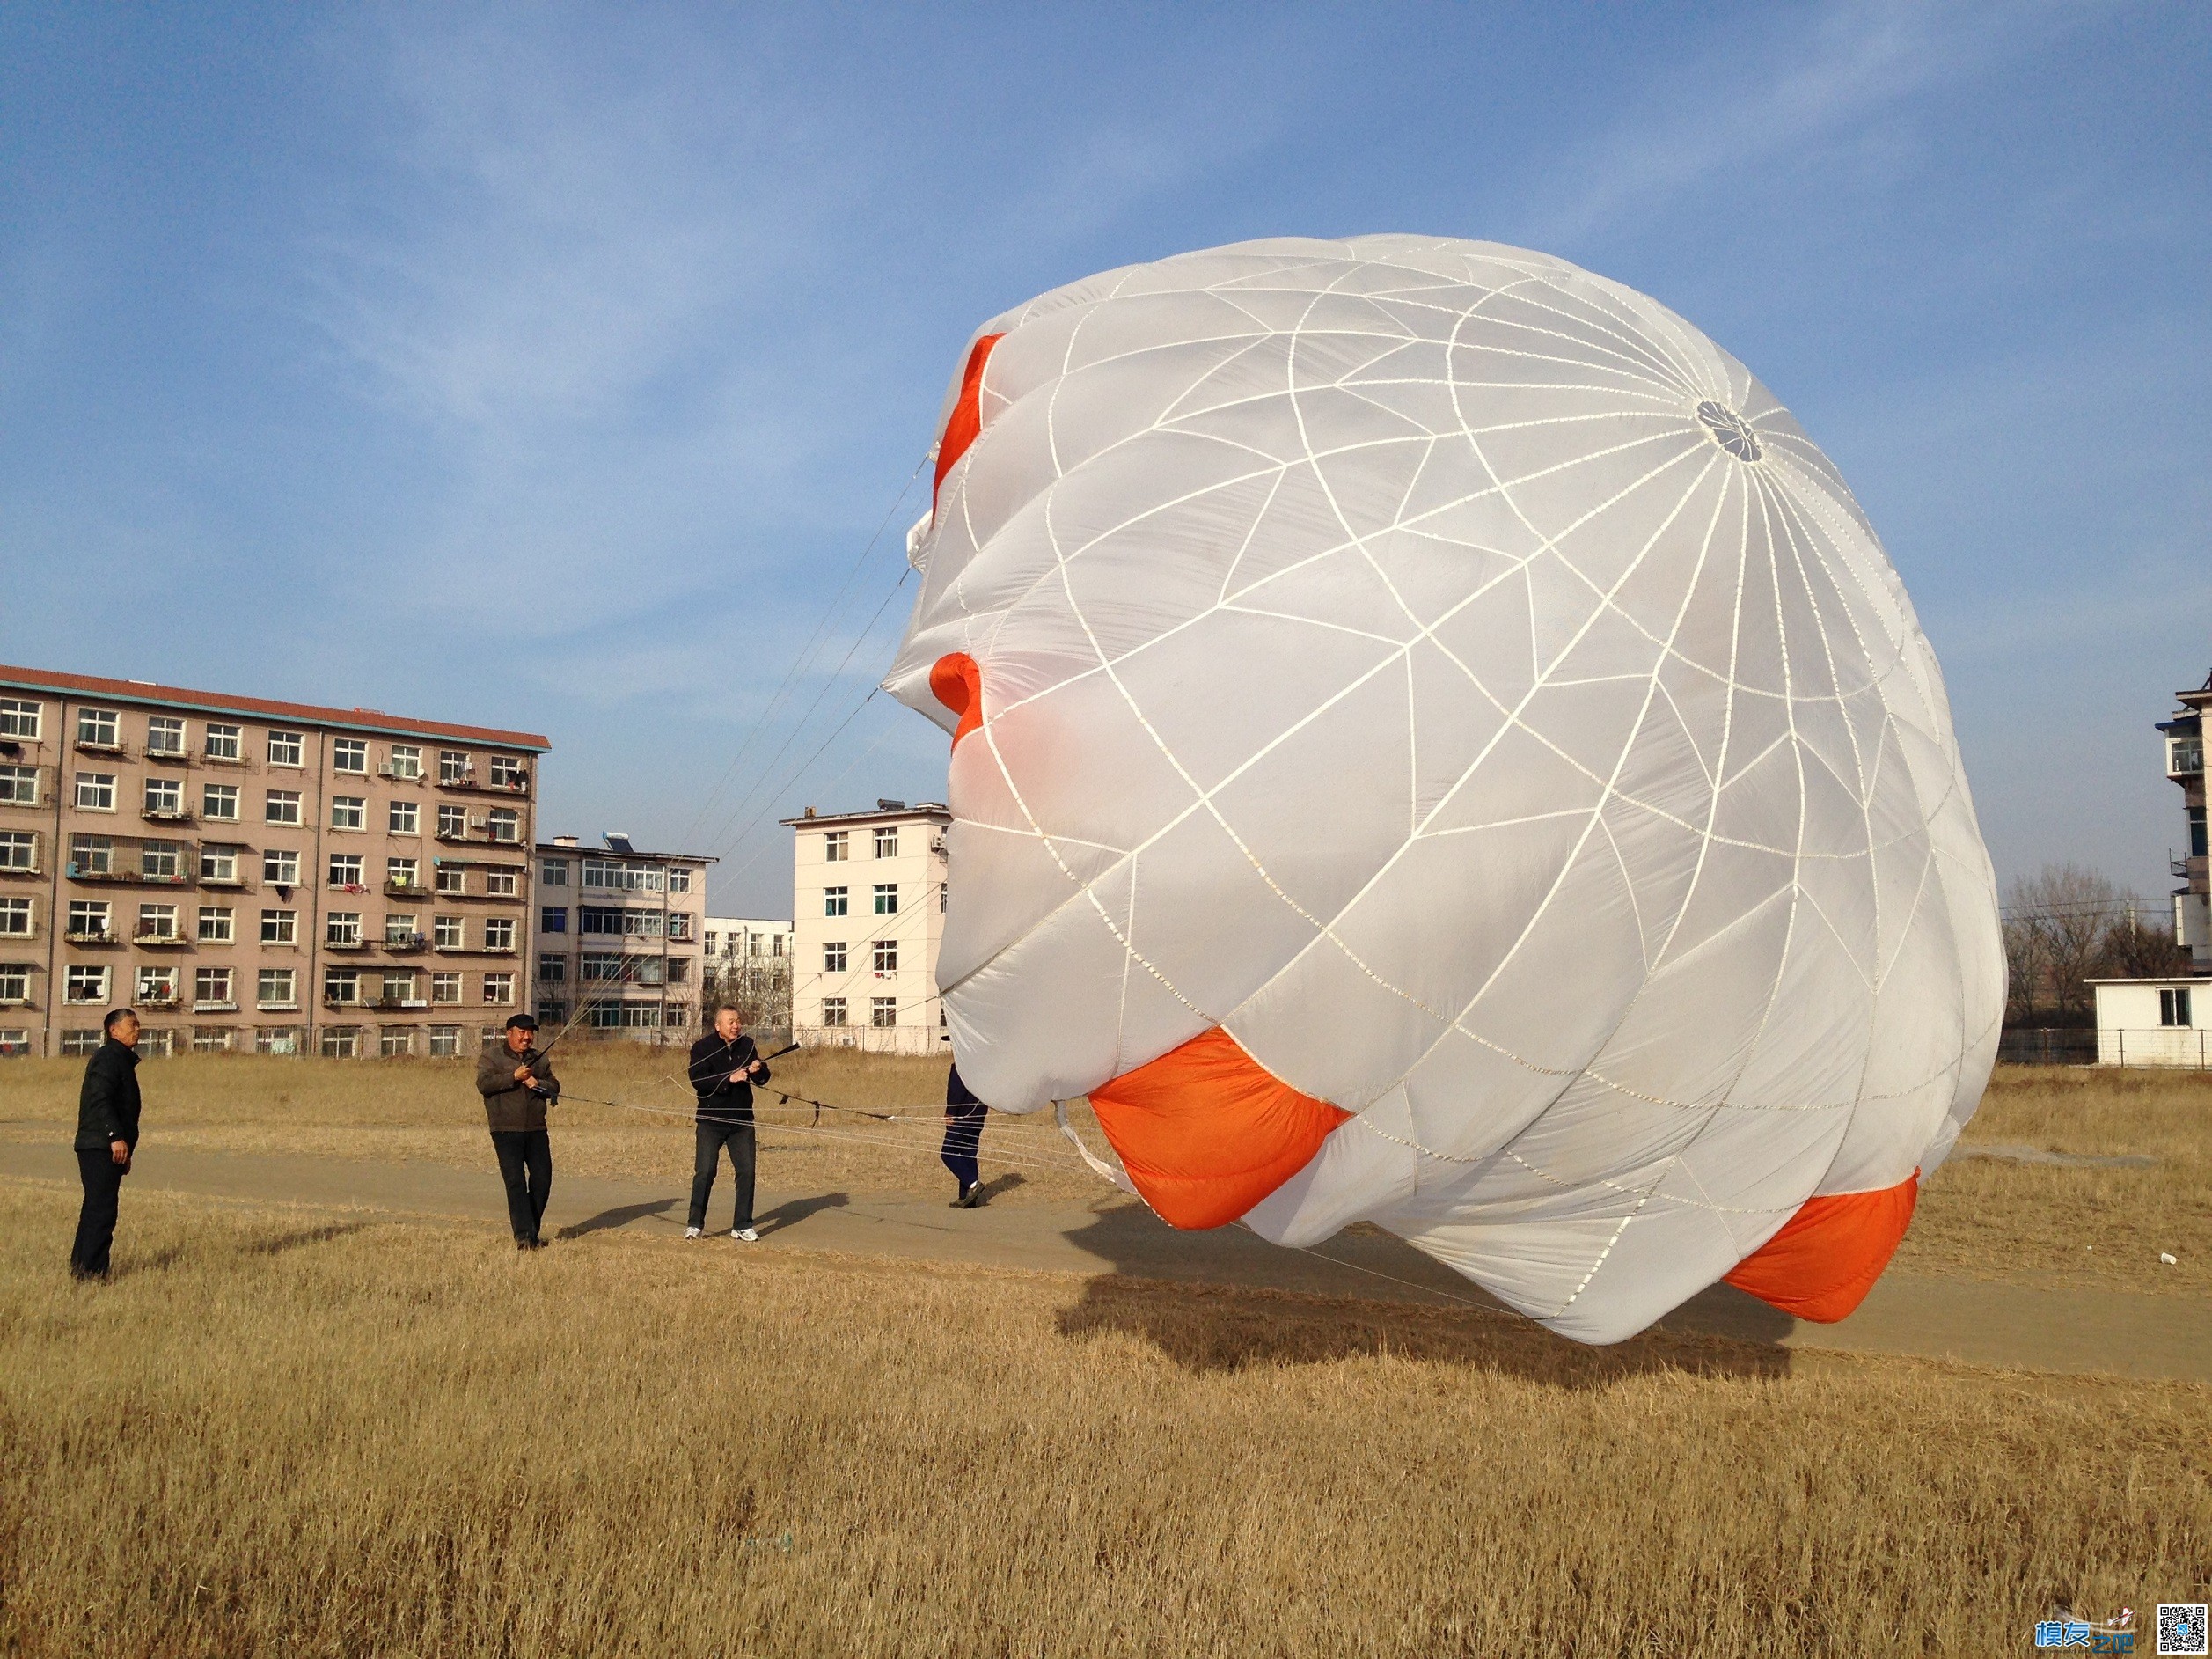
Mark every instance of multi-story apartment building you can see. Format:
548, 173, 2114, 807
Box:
702, 917, 793, 961
0, 664, 546, 1060
701, 915, 795, 1035
782, 801, 949, 1055
531, 834, 712, 1043
2160, 669, 2210, 966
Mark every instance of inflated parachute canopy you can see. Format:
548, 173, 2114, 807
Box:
885, 236, 2002, 1345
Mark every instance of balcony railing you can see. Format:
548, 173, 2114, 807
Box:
193, 1000, 239, 1014
136, 993, 179, 1009
325, 936, 370, 952
144, 744, 190, 764
74, 738, 127, 757
142, 805, 194, 823
385, 878, 427, 896
199, 748, 245, 766
377, 764, 424, 782
438, 772, 530, 796
197, 871, 245, 888
134, 928, 187, 947
385, 933, 429, 951
63, 927, 119, 945
67, 862, 190, 886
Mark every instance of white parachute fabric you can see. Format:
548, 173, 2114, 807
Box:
885, 236, 2003, 1343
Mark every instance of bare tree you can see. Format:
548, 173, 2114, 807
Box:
2098, 904, 2191, 980
705, 951, 792, 1033
2002, 912, 2047, 1024
2003, 863, 2122, 1023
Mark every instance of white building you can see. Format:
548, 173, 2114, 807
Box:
2089, 977, 2212, 1068
531, 833, 713, 1043
780, 801, 949, 1055
703, 917, 792, 961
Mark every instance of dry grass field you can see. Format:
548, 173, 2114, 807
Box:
3, 1049, 2207, 1293
1, 1178, 2205, 1658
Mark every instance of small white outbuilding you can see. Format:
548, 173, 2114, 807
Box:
2087, 977, 2212, 1067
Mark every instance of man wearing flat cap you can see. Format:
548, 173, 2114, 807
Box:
475, 1014, 561, 1250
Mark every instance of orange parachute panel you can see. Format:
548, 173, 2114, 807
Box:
1088, 1027, 1351, 1230
1723, 1171, 1919, 1323
933, 333, 1005, 509
929, 651, 984, 749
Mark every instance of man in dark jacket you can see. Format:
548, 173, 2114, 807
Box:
941, 1062, 988, 1208
71, 1008, 143, 1280
475, 1014, 560, 1250
685, 1005, 770, 1241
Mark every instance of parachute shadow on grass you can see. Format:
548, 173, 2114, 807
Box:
1054, 1274, 1793, 1384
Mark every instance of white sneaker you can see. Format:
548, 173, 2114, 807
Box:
732, 1227, 759, 1243
683, 1227, 702, 1239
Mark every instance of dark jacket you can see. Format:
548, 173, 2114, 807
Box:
74, 1039, 142, 1152
476, 1045, 560, 1133
689, 1032, 770, 1126
945, 1063, 986, 1121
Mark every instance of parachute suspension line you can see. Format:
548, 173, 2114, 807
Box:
1055, 1100, 1139, 1198
671, 452, 929, 854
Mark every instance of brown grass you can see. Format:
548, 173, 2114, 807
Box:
4, 1053, 2208, 1292
0, 1179, 2204, 1657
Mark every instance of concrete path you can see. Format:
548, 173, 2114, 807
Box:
4, 1139, 2205, 1384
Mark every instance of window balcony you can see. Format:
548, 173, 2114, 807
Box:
136, 993, 179, 1010
144, 745, 190, 765
141, 805, 194, 824
258, 1001, 300, 1013
196, 871, 245, 889
438, 772, 530, 796
385, 878, 427, 897
331, 882, 371, 896
135, 928, 187, 947
321, 995, 362, 1010
199, 748, 246, 767
325, 937, 370, 953
64, 927, 119, 945
385, 933, 429, 952
74, 738, 128, 757
377, 763, 424, 782
193, 1000, 239, 1014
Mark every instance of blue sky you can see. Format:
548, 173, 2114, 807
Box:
2, 1, 2205, 916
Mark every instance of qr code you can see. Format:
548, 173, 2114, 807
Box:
2160, 1603, 2209, 1656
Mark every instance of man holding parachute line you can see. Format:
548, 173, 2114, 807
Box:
685, 1005, 772, 1242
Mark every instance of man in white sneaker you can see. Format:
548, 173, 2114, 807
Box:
685, 1005, 770, 1242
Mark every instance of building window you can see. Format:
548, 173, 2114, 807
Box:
388, 857, 420, 890
329, 855, 364, 889
486, 809, 519, 843
203, 723, 241, 761
0, 967, 31, 1003
490, 755, 527, 789
873, 939, 897, 973
484, 918, 516, 951
324, 967, 359, 1005
136, 904, 178, 943
823, 941, 847, 972
538, 953, 567, 982
259, 968, 297, 1009
326, 912, 363, 947
0, 765, 36, 806
136, 962, 178, 1001
2193, 806, 2208, 860
201, 783, 239, 821
67, 900, 111, 941
435, 916, 464, 949
386, 744, 422, 781
581, 953, 626, 982
428, 1025, 461, 1058
75, 773, 116, 811
483, 973, 514, 1004
141, 842, 181, 881
266, 790, 301, 826
541, 859, 568, 885
263, 848, 299, 885
261, 909, 297, 944
197, 907, 234, 943
386, 914, 421, 946
541, 907, 568, 933
432, 972, 462, 1004
437, 804, 466, 838
65, 965, 110, 1003
0, 699, 41, 740
582, 859, 663, 893
333, 738, 367, 774
824, 832, 848, 863
2161, 987, 2194, 1027
437, 865, 466, 895
70, 835, 113, 876
194, 967, 234, 1009
821, 997, 846, 1027
869, 997, 897, 1028
824, 885, 848, 917
666, 913, 692, 942
0, 832, 36, 871
377, 1030, 414, 1059
331, 796, 365, 832
145, 716, 185, 755
439, 750, 471, 785
267, 730, 303, 767
321, 1027, 359, 1059
255, 1027, 301, 1055
875, 826, 898, 858
669, 868, 692, 894
0, 898, 29, 936
197, 845, 238, 884
390, 800, 420, 835
77, 708, 120, 747
59, 1029, 102, 1055
143, 777, 182, 818
485, 868, 518, 898
873, 883, 897, 915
